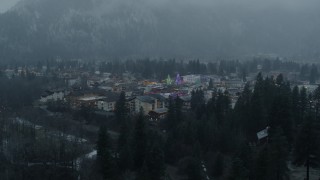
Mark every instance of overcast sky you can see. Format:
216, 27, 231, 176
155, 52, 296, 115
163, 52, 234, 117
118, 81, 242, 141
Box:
0, 0, 20, 13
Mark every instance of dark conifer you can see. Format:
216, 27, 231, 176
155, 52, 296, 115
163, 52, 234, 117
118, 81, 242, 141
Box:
96, 126, 115, 179
133, 108, 147, 170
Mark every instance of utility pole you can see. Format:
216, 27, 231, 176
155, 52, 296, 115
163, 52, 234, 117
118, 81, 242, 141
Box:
306, 153, 310, 180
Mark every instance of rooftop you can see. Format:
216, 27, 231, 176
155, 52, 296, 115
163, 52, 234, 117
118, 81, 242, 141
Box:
136, 96, 156, 104
79, 96, 106, 101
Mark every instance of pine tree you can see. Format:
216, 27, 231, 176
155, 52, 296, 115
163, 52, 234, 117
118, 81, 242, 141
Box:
118, 135, 133, 172
268, 127, 289, 180
133, 108, 148, 170
269, 82, 293, 143
292, 86, 300, 128
254, 147, 269, 180
212, 153, 224, 178
228, 157, 249, 180
166, 97, 177, 132
234, 83, 252, 137
249, 73, 267, 140
96, 126, 114, 179
300, 87, 308, 122
116, 91, 133, 171
313, 85, 320, 117
208, 79, 213, 89
294, 114, 320, 180
117, 112, 133, 171
309, 64, 318, 84
115, 91, 127, 124
175, 96, 183, 124
145, 144, 166, 180
191, 90, 197, 110
186, 158, 202, 180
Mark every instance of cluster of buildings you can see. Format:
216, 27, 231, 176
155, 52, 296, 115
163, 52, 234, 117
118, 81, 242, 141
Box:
35, 70, 250, 121
4, 61, 316, 121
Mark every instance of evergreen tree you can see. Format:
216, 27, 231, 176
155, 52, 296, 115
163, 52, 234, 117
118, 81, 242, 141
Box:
186, 158, 202, 180
313, 85, 320, 117
175, 96, 183, 124
249, 73, 267, 140
228, 157, 249, 180
269, 80, 293, 143
135, 162, 149, 180
166, 97, 177, 132
299, 87, 308, 122
145, 144, 166, 180
234, 83, 252, 137
96, 126, 115, 179
116, 91, 133, 171
215, 91, 231, 124
191, 90, 197, 110
133, 108, 148, 170
117, 135, 133, 172
115, 91, 127, 124
294, 115, 320, 180
291, 86, 300, 128
254, 147, 269, 180
208, 79, 213, 89
268, 127, 289, 180
309, 64, 318, 84
211, 153, 224, 178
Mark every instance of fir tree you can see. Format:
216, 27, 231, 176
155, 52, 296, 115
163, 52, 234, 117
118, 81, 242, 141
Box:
299, 87, 308, 121
254, 147, 269, 180
208, 78, 213, 89
133, 108, 148, 170
228, 157, 249, 180
211, 153, 224, 178
115, 91, 127, 124
145, 144, 166, 180
294, 115, 320, 180
96, 126, 115, 179
291, 86, 300, 128
186, 158, 202, 180
234, 83, 252, 137
268, 127, 289, 180
309, 64, 318, 84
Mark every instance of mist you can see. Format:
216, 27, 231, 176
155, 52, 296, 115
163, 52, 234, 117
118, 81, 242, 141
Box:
0, 0, 20, 13
0, 0, 320, 60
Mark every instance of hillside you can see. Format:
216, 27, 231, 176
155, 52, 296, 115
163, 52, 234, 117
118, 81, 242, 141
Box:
0, 0, 320, 61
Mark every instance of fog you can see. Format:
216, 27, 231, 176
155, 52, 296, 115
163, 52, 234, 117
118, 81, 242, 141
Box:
0, 0, 20, 13
0, 0, 320, 60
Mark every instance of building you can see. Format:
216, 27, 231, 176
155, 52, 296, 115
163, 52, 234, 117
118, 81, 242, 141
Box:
97, 99, 116, 112
77, 95, 106, 108
40, 89, 67, 103
182, 75, 201, 84
135, 96, 157, 114
97, 93, 120, 112
148, 108, 168, 121
180, 96, 191, 110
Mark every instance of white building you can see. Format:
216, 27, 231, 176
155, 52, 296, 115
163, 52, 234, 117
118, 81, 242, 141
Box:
134, 95, 167, 115
97, 100, 116, 112
40, 89, 67, 103
182, 75, 201, 84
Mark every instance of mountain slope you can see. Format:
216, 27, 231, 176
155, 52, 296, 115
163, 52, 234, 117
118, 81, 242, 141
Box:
0, 0, 320, 61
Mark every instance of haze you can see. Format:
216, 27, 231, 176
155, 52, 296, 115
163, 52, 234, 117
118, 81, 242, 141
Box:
0, 0, 320, 60
0, 0, 19, 13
